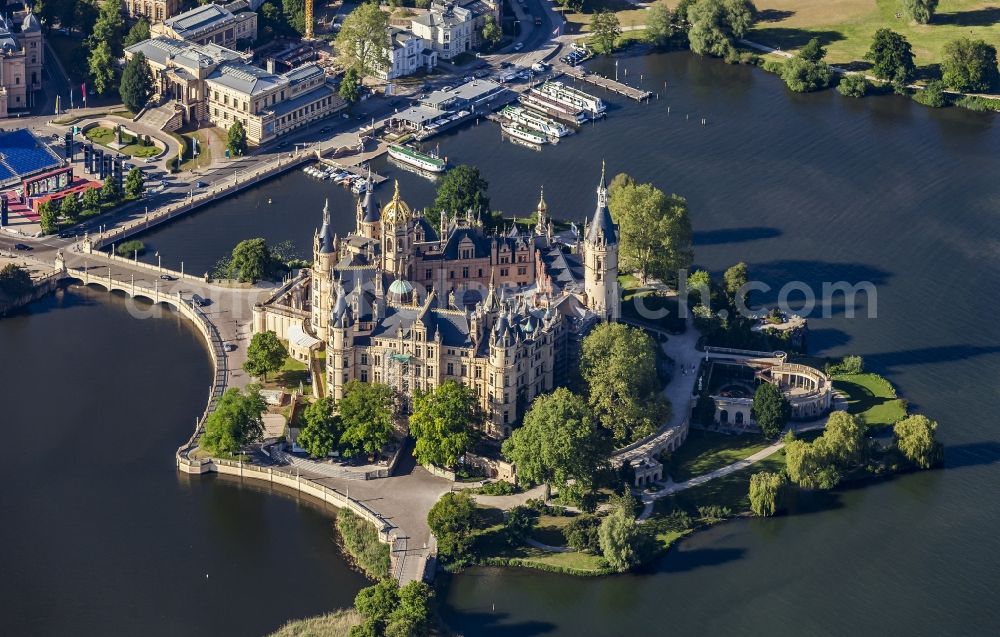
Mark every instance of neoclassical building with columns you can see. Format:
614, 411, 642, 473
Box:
254, 166, 620, 438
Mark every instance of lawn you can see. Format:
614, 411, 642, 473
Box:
559, 0, 655, 34
656, 447, 788, 515
530, 513, 577, 546
620, 276, 687, 333
179, 131, 216, 171
742, 0, 1000, 79
264, 355, 311, 392
84, 127, 161, 158
664, 429, 772, 482
833, 372, 907, 427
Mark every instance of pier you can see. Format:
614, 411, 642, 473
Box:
563, 67, 652, 102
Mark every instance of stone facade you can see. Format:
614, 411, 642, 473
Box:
0, 12, 42, 117
127, 0, 184, 22
124, 38, 347, 143
409, 0, 499, 61
151, 3, 258, 49
256, 167, 620, 438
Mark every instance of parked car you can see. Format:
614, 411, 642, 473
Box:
159, 274, 175, 281
513, 42, 524, 51
13, 243, 31, 251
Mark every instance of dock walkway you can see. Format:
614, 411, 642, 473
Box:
562, 66, 652, 101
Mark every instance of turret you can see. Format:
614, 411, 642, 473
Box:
534, 185, 548, 236
328, 281, 355, 402
357, 170, 381, 240
583, 162, 619, 320
311, 200, 336, 340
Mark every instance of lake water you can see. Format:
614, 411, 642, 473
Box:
0, 288, 369, 637
8, 50, 1000, 635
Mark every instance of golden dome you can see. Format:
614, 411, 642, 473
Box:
381, 180, 412, 225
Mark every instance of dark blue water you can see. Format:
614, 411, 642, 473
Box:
0, 287, 369, 637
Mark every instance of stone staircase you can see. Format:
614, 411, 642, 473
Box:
136, 102, 183, 132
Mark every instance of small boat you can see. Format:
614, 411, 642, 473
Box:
387, 143, 447, 173
501, 123, 548, 145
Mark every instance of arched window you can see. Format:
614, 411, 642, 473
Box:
735, 411, 744, 425
719, 409, 729, 424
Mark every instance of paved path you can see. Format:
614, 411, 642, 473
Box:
525, 538, 571, 553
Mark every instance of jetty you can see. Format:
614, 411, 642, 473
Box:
563, 67, 652, 102
317, 139, 390, 184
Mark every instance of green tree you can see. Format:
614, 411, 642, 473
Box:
913, 79, 947, 107
339, 66, 362, 103
941, 37, 1000, 93
686, 269, 712, 307
688, 0, 756, 59
201, 385, 267, 455
335, 2, 391, 79
81, 186, 101, 214
564, 514, 601, 553
59, 194, 81, 222
608, 175, 693, 284
427, 491, 477, 565
645, 2, 674, 47
243, 330, 287, 380
354, 579, 400, 633
89, 39, 116, 95
821, 411, 866, 466
410, 380, 481, 468
429, 164, 490, 226
101, 176, 122, 203
283, 0, 307, 34
723, 262, 748, 305
338, 380, 397, 457
797, 37, 826, 63
123, 16, 150, 46
298, 397, 342, 458
38, 200, 58, 234
893, 414, 942, 469
590, 10, 622, 55
751, 382, 790, 438
598, 504, 640, 572
748, 470, 786, 516
581, 323, 669, 445
501, 388, 611, 497
90, 0, 124, 56
781, 56, 833, 93
124, 167, 145, 199
901, 0, 938, 24
228, 237, 271, 282
0, 264, 33, 298
785, 437, 840, 489
226, 120, 248, 157
480, 15, 501, 50
389, 581, 433, 636
838, 74, 870, 98
865, 29, 916, 88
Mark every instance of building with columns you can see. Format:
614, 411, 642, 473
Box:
127, 0, 184, 23
254, 166, 619, 438
0, 11, 43, 117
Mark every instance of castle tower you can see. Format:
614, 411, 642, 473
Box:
356, 171, 381, 240
534, 185, 547, 236
583, 162, 619, 320
311, 199, 336, 340
327, 281, 354, 402
380, 181, 413, 280
20, 10, 43, 91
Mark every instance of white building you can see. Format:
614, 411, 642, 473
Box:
409, 1, 499, 61
381, 28, 436, 80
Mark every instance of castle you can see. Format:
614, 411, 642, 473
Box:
254, 165, 619, 438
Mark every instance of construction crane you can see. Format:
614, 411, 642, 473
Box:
305, 0, 314, 39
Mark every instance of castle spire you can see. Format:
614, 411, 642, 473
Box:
318, 198, 334, 254
586, 162, 616, 245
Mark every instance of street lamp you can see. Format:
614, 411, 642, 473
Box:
156, 251, 161, 273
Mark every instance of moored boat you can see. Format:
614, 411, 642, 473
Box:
501, 123, 548, 145
387, 143, 447, 173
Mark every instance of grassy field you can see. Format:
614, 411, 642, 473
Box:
267, 608, 362, 637
833, 372, 907, 427
560, 0, 656, 34
744, 0, 1000, 77
530, 513, 576, 546
664, 429, 772, 482
263, 355, 311, 392
179, 131, 216, 171
619, 275, 687, 333
656, 447, 788, 515
84, 126, 161, 158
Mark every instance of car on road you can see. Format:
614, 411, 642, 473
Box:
223, 343, 237, 352
13, 243, 31, 251
195, 180, 208, 188
58, 231, 77, 239
500, 61, 513, 69
191, 294, 210, 307
320, 126, 331, 133
159, 274, 175, 281
144, 157, 157, 163
513, 42, 524, 51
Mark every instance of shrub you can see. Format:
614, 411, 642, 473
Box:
697, 505, 732, 521
474, 480, 518, 496
954, 95, 1000, 112
116, 239, 146, 257
564, 514, 602, 553
913, 80, 947, 108
336, 509, 391, 580
782, 57, 833, 93
838, 74, 869, 98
